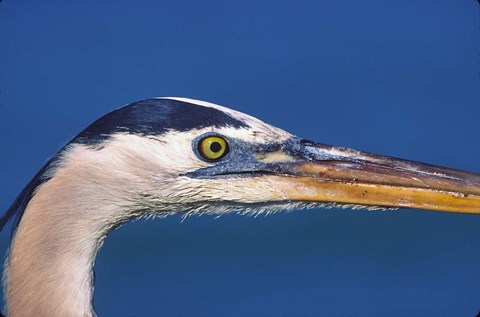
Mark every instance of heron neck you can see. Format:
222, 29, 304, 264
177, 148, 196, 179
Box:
4, 170, 122, 317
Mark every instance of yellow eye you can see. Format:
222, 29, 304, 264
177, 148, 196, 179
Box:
198, 136, 229, 161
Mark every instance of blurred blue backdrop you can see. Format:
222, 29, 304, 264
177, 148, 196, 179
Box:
1, 1, 479, 316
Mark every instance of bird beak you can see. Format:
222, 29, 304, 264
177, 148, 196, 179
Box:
259, 139, 480, 214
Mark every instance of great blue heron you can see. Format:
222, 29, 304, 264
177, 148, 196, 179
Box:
1, 98, 479, 317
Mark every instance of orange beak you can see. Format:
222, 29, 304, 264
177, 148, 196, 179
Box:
261, 141, 480, 214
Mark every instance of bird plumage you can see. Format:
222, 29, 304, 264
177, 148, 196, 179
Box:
0, 98, 291, 236
1, 97, 479, 317
0, 98, 301, 317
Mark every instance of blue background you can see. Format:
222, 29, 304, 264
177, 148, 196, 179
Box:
1, 1, 479, 316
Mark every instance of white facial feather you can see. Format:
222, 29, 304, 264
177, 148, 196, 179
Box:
56, 128, 291, 217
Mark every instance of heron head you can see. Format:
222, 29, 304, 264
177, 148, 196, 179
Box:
53, 98, 306, 219
48, 97, 479, 223
3, 97, 479, 236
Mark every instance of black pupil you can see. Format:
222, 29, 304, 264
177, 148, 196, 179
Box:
210, 141, 222, 153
